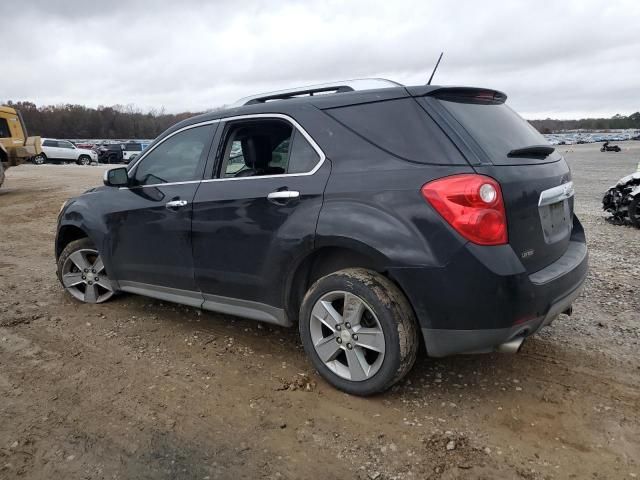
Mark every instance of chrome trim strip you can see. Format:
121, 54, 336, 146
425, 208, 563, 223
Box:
538, 181, 574, 207
122, 113, 326, 189
117, 281, 290, 327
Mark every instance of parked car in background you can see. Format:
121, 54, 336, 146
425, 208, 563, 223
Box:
34, 138, 97, 165
97, 144, 124, 164
56, 79, 588, 396
122, 141, 149, 163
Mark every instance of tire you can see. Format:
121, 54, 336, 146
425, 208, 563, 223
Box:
629, 196, 640, 229
77, 155, 91, 166
299, 268, 418, 396
57, 238, 115, 304
33, 153, 46, 165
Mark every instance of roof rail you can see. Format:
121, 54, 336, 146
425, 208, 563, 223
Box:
232, 78, 403, 107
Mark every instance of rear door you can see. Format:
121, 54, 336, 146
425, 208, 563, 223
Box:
417, 90, 574, 273
191, 116, 330, 315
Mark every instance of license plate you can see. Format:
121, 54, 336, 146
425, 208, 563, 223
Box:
540, 199, 572, 243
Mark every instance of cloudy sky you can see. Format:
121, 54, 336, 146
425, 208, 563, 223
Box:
3, 0, 639, 119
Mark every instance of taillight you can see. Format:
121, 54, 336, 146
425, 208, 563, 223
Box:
421, 174, 508, 246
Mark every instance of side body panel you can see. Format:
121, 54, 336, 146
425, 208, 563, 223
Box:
191, 112, 331, 316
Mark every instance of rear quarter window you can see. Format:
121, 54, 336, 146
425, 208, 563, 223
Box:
324, 98, 465, 165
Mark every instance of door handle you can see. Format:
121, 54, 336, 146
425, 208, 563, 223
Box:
166, 199, 188, 209
267, 190, 300, 200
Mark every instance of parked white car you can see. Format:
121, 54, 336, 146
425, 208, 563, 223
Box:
33, 138, 98, 165
122, 141, 149, 163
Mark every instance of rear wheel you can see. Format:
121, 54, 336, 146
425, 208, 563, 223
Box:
57, 238, 115, 304
299, 268, 418, 396
33, 153, 46, 165
629, 196, 640, 228
77, 155, 91, 166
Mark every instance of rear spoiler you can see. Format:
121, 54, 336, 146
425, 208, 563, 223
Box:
406, 86, 507, 105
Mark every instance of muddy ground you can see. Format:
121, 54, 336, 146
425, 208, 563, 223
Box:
0, 143, 638, 480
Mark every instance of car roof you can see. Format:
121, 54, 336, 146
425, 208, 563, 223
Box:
160, 80, 506, 144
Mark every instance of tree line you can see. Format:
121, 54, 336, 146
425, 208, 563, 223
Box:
3, 101, 640, 138
2, 101, 205, 140
529, 112, 640, 134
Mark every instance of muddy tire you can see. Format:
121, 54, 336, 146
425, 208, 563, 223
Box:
629, 196, 640, 228
33, 153, 46, 165
299, 268, 418, 396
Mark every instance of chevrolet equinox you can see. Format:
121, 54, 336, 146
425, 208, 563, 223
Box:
55, 79, 588, 395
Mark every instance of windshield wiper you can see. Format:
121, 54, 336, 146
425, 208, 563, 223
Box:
507, 145, 555, 158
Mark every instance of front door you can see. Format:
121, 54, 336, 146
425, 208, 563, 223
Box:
192, 117, 330, 318
105, 123, 216, 299
57, 140, 78, 160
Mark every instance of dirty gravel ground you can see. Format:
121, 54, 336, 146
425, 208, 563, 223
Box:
0, 143, 638, 480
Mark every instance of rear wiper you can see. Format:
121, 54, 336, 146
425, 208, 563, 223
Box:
507, 145, 555, 158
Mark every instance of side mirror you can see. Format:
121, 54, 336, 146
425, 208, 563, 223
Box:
104, 167, 129, 187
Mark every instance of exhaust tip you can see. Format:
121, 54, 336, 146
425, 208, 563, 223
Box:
496, 336, 525, 354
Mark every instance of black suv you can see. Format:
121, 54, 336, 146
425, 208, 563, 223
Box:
97, 143, 124, 164
55, 79, 588, 396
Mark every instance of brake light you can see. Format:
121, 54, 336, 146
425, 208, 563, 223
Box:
421, 174, 508, 246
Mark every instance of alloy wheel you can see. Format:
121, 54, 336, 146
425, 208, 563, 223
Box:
309, 290, 385, 381
61, 248, 114, 303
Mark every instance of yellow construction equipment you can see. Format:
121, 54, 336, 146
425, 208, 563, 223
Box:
0, 105, 42, 187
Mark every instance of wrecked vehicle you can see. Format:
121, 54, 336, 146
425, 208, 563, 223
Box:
603, 171, 640, 227
600, 142, 621, 152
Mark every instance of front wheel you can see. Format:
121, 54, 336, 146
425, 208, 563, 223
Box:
57, 238, 115, 304
33, 153, 46, 165
77, 155, 91, 166
299, 268, 418, 396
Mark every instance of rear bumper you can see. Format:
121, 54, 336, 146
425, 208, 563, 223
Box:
420, 275, 583, 357
390, 216, 588, 357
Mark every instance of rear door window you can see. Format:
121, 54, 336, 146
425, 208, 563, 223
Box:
218, 119, 320, 178
288, 131, 320, 174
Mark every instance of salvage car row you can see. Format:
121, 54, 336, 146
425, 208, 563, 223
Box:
32, 139, 150, 165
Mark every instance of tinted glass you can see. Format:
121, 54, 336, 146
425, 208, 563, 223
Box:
0, 118, 10, 138
58, 141, 74, 149
288, 131, 320, 173
224, 140, 246, 175
42, 140, 57, 147
133, 125, 211, 185
125, 143, 142, 151
439, 100, 547, 161
220, 120, 292, 178
326, 98, 463, 165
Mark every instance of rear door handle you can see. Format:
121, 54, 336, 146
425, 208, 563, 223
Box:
166, 199, 188, 209
267, 190, 300, 200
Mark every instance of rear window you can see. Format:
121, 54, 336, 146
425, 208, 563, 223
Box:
325, 98, 465, 165
438, 99, 549, 162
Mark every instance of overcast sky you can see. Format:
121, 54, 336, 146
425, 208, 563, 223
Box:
2, 0, 639, 119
